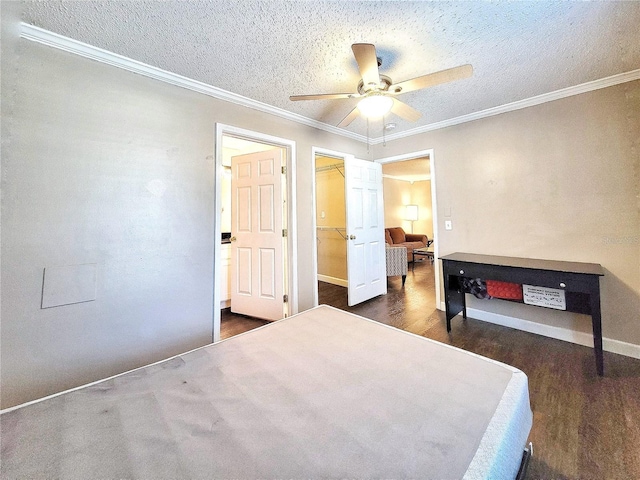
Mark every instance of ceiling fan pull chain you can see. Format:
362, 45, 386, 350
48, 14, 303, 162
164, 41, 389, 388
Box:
367, 117, 370, 154
382, 114, 387, 147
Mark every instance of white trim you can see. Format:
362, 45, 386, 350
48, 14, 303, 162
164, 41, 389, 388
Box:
213, 124, 298, 341
311, 149, 320, 307
440, 303, 640, 360
429, 150, 441, 308
377, 68, 640, 144
604, 337, 640, 360
20, 22, 367, 145
376, 150, 434, 165
213, 128, 223, 342
317, 274, 348, 288
21, 23, 640, 146
382, 174, 431, 182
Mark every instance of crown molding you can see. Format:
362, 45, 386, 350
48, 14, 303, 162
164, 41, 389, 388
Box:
20, 23, 367, 144
382, 174, 431, 183
20, 23, 640, 147
375, 68, 640, 144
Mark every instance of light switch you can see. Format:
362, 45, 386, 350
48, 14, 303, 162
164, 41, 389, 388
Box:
321, 211, 326, 219
445, 220, 453, 230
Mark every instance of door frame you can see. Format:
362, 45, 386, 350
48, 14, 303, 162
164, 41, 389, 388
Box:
213, 123, 297, 342
311, 147, 354, 306
375, 148, 441, 308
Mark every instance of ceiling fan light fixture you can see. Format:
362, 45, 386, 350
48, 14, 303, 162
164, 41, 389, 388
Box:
290, 43, 472, 128
357, 94, 393, 118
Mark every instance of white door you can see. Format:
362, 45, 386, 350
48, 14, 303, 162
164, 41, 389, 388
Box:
230, 149, 285, 320
345, 157, 387, 306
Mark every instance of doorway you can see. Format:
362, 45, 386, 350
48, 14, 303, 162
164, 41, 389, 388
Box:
213, 124, 297, 342
312, 148, 387, 307
376, 149, 441, 308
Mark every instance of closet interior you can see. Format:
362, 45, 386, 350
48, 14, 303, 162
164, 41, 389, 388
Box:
315, 155, 347, 287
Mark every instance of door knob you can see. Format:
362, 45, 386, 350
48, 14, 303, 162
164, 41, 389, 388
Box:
349, 235, 356, 240
230, 236, 237, 242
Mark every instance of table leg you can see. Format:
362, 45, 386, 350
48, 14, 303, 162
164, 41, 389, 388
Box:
444, 273, 452, 332
590, 287, 604, 376
443, 274, 465, 332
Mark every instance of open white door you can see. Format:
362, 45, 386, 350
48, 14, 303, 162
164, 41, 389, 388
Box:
230, 149, 285, 320
345, 157, 387, 306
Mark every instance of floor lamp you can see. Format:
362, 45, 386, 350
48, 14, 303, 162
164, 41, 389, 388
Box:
404, 204, 419, 233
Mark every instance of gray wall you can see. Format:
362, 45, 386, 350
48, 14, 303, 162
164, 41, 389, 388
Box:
374, 81, 640, 345
1, 12, 367, 408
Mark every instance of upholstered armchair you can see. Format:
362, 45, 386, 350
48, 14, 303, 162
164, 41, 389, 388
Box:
384, 227, 429, 262
385, 244, 407, 286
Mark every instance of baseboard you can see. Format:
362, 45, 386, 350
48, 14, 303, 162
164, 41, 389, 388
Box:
438, 302, 640, 360
603, 337, 640, 360
318, 275, 348, 287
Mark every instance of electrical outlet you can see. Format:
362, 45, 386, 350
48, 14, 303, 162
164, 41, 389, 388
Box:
445, 220, 453, 231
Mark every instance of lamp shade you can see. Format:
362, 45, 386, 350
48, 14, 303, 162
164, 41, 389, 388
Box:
358, 94, 393, 118
404, 204, 419, 221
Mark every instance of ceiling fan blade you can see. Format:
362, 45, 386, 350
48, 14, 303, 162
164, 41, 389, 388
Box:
290, 92, 357, 101
391, 98, 421, 122
352, 43, 381, 90
390, 64, 473, 94
338, 106, 360, 128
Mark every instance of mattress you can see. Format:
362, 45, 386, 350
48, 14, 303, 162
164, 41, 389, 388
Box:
1, 305, 532, 479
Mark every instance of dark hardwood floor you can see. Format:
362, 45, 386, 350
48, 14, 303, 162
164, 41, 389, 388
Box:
220, 309, 269, 339
221, 260, 640, 479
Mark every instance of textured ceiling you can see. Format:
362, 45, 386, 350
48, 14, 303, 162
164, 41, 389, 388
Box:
21, 1, 640, 138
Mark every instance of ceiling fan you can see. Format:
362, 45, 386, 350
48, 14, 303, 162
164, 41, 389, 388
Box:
290, 43, 473, 128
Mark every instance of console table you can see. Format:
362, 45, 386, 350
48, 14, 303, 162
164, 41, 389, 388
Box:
441, 252, 605, 375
